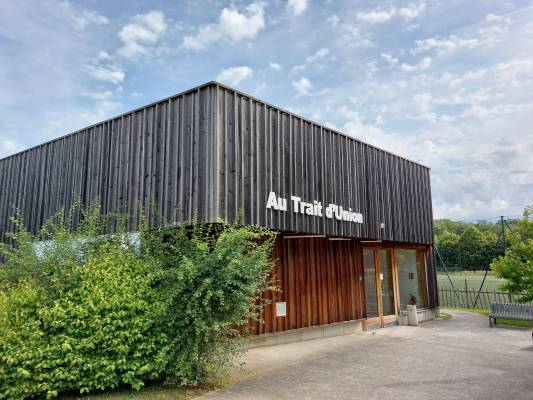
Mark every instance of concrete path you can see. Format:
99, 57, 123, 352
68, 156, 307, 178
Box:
202, 310, 533, 400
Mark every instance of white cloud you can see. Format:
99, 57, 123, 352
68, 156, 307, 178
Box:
287, 0, 309, 16
413, 92, 436, 122
86, 64, 125, 84
478, 13, 512, 44
327, 14, 340, 27
345, 27, 376, 48
78, 100, 123, 126
216, 66, 253, 86
356, 4, 425, 25
291, 64, 305, 74
292, 77, 312, 96
340, 110, 389, 144
305, 48, 330, 63
489, 196, 508, 211
59, 1, 108, 31
117, 11, 167, 60
398, 3, 426, 20
381, 53, 398, 66
462, 102, 533, 119
182, 3, 265, 50
413, 93, 432, 112
0, 137, 25, 158
357, 9, 395, 24
400, 57, 432, 72
414, 35, 480, 56
97, 51, 111, 61
82, 90, 115, 100
432, 87, 501, 106
269, 62, 282, 71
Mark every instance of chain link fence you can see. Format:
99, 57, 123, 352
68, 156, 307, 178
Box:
439, 288, 532, 310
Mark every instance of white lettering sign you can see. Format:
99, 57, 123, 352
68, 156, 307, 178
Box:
266, 191, 363, 224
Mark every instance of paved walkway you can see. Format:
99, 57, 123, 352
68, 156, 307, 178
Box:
202, 310, 533, 400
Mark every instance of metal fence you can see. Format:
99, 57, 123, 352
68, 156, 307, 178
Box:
439, 289, 532, 310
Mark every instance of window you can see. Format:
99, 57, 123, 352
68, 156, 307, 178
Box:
396, 249, 428, 309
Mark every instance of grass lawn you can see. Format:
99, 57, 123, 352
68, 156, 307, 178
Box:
437, 272, 506, 292
59, 381, 226, 400
437, 312, 452, 320
449, 308, 533, 329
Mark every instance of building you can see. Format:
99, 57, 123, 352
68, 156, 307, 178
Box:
0, 81, 438, 340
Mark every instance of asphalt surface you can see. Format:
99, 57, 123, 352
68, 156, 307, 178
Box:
202, 310, 533, 400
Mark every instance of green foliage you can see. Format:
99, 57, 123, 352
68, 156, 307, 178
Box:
0, 228, 168, 399
0, 202, 130, 294
0, 205, 276, 399
491, 206, 533, 303
436, 230, 460, 270
434, 219, 505, 272
142, 223, 276, 385
457, 226, 489, 271
433, 218, 513, 237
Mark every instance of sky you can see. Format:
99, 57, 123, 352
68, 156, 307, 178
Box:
0, 0, 532, 221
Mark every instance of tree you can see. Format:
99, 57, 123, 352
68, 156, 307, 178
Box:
482, 230, 502, 267
434, 219, 468, 237
458, 226, 488, 271
491, 206, 533, 302
436, 230, 460, 270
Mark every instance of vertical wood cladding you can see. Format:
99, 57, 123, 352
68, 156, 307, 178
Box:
0, 82, 434, 246
250, 236, 366, 335
0, 84, 219, 237
214, 85, 434, 244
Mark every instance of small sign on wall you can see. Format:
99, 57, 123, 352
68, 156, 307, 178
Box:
276, 302, 287, 317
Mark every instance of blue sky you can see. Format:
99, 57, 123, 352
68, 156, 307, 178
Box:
1, 0, 532, 221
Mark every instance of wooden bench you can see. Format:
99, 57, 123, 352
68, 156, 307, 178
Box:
489, 302, 533, 328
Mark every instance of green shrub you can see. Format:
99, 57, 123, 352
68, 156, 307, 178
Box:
491, 205, 533, 303
143, 223, 276, 385
0, 243, 168, 400
0, 206, 276, 398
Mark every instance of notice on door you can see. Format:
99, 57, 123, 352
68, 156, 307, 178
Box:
276, 302, 287, 317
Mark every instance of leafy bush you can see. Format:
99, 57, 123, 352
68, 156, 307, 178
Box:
142, 223, 276, 385
0, 206, 276, 398
0, 242, 168, 399
491, 206, 533, 303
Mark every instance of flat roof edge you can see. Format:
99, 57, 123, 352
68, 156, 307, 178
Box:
211, 81, 430, 170
0, 80, 430, 170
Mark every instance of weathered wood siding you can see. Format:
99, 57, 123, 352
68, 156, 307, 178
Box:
0, 84, 219, 237
0, 81, 434, 247
251, 236, 366, 334
214, 85, 434, 244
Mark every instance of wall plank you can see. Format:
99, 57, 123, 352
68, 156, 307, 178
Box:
250, 236, 366, 335
214, 85, 434, 245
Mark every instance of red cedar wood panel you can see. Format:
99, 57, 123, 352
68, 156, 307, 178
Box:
251, 238, 433, 335
250, 236, 367, 335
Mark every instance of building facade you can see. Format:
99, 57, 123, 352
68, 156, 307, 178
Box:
0, 81, 438, 335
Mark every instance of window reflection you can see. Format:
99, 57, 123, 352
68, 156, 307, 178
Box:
397, 249, 428, 309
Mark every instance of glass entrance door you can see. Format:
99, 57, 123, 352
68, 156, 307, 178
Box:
363, 249, 378, 318
378, 249, 395, 316
363, 248, 396, 326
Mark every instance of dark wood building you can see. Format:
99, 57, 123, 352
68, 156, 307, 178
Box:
0, 81, 438, 336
